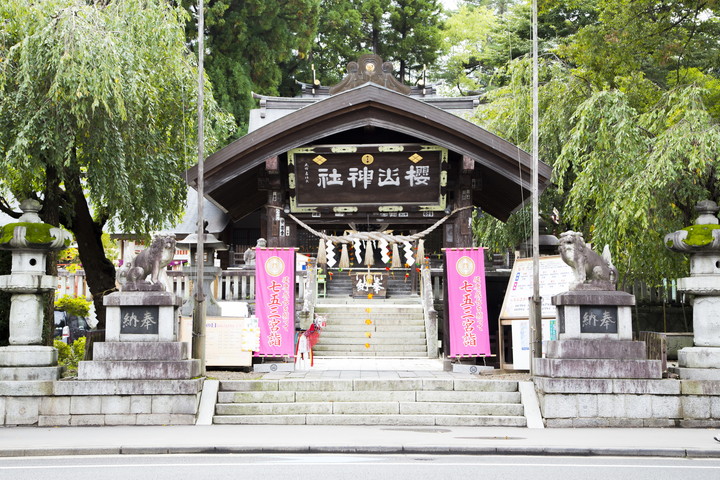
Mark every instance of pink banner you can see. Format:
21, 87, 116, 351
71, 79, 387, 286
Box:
445, 248, 491, 357
255, 248, 295, 356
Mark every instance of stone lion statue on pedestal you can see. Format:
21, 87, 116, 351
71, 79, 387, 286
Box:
117, 234, 176, 291
558, 231, 617, 291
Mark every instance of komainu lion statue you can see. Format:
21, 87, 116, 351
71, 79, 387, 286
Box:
558, 231, 617, 290
117, 234, 176, 291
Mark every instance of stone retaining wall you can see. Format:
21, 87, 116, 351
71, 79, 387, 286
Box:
0, 379, 203, 426
535, 378, 720, 427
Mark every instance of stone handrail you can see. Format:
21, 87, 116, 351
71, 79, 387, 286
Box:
421, 260, 439, 358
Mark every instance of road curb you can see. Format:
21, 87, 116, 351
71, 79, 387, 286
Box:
2, 445, 719, 458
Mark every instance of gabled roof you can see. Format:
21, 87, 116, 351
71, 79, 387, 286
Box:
187, 83, 551, 221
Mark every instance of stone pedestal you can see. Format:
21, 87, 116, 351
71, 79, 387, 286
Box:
538, 290, 659, 378
534, 290, 672, 427
104, 291, 180, 342
0, 346, 62, 396
535, 339, 662, 379
81, 291, 199, 380
34, 288, 205, 426
553, 290, 635, 340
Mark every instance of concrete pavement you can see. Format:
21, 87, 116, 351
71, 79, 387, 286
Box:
2, 424, 720, 458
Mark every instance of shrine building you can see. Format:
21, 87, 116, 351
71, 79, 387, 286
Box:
188, 54, 550, 258
186, 55, 551, 359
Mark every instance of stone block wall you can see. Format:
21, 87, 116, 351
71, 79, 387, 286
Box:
0, 379, 203, 426
535, 377, 720, 427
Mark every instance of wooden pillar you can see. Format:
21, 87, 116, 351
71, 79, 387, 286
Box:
263, 156, 297, 248
444, 161, 474, 249
264, 193, 297, 248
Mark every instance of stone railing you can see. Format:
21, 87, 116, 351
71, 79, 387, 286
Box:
167, 269, 308, 304
57, 269, 308, 305
421, 260, 439, 358
56, 270, 91, 299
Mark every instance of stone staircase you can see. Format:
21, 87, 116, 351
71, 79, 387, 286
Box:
213, 377, 526, 426
312, 301, 428, 357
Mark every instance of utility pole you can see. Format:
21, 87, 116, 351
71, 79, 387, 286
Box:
192, 0, 207, 375
529, 0, 542, 375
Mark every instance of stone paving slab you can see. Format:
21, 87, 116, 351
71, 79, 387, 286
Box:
2, 425, 720, 458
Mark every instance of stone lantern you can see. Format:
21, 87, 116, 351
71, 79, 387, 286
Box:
665, 199, 720, 379
177, 232, 227, 317
0, 199, 71, 385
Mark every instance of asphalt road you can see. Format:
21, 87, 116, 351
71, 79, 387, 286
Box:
2, 454, 720, 480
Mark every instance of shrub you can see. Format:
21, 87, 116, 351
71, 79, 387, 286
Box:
54, 337, 86, 377
54, 295, 91, 317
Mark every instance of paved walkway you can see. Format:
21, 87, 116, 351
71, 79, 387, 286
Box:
3, 424, 720, 458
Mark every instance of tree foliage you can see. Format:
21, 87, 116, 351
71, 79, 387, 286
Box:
466, 0, 720, 286
298, 0, 446, 87
438, 0, 595, 95
0, 0, 233, 328
182, 0, 320, 135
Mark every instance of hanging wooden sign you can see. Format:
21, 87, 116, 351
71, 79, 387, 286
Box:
288, 144, 447, 213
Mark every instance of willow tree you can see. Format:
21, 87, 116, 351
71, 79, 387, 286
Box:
470, 0, 720, 287
0, 0, 234, 329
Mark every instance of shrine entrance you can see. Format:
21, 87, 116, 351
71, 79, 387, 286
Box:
186, 54, 551, 361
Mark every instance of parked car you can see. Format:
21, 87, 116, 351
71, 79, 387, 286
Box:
54, 311, 90, 344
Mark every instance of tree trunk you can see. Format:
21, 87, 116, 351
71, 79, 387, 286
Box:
64, 177, 117, 333
41, 165, 62, 346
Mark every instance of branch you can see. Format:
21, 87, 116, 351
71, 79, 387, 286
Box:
0, 196, 20, 219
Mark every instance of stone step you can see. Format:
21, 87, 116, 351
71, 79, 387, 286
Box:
213, 414, 527, 427
77, 360, 200, 380
321, 319, 425, 326
316, 305, 422, 311
0, 366, 62, 381
534, 358, 663, 379
319, 313, 425, 320
546, 339, 648, 360
92, 342, 190, 361
322, 318, 425, 326
321, 325, 426, 333
218, 379, 519, 392
217, 390, 521, 404
316, 298, 421, 306
320, 330, 425, 338
215, 401, 523, 416
315, 337, 426, 346
313, 344, 428, 353
310, 351, 428, 357
213, 377, 525, 427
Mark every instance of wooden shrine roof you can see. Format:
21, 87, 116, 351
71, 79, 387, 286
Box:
186, 83, 551, 222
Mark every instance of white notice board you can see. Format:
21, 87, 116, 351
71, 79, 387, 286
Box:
499, 256, 574, 319
180, 317, 256, 367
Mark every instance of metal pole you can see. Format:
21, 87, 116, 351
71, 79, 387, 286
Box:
192, 0, 207, 375
530, 0, 542, 375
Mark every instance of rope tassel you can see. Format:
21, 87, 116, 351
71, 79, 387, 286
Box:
364, 240, 374, 267
391, 243, 401, 269
317, 238, 327, 266
416, 239, 425, 265
339, 243, 350, 269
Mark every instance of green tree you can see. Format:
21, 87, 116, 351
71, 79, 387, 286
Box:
438, 1, 595, 95
0, 0, 234, 330
183, 0, 320, 135
306, 0, 446, 86
470, 0, 720, 286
